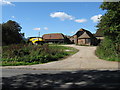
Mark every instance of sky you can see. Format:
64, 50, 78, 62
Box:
1, 1, 107, 38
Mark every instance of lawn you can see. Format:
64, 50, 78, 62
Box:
1, 44, 78, 66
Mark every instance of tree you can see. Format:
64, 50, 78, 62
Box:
0, 24, 2, 46
97, 2, 120, 40
96, 2, 120, 61
2, 20, 24, 45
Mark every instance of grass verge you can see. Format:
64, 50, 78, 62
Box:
95, 46, 120, 62
1, 44, 78, 66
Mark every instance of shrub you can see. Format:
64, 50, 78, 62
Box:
1, 44, 78, 66
96, 37, 120, 61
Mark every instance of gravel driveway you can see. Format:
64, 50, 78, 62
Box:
1, 45, 119, 70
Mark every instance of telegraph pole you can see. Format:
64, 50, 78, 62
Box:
38, 32, 40, 37
37, 32, 40, 42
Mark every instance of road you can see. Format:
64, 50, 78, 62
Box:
1, 45, 119, 70
1, 68, 72, 77
1, 69, 120, 89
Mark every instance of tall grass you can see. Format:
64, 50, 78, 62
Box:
1, 44, 78, 66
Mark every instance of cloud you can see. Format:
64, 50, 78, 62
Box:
74, 19, 87, 23
11, 16, 15, 18
71, 31, 75, 34
50, 12, 74, 21
33, 28, 41, 30
91, 14, 102, 23
0, 0, 15, 6
44, 27, 48, 30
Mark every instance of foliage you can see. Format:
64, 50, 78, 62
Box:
96, 37, 120, 61
1, 44, 78, 66
96, 2, 120, 61
2, 20, 25, 45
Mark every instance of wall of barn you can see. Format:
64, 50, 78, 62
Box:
78, 39, 91, 45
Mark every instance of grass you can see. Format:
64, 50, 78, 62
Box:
1, 44, 78, 66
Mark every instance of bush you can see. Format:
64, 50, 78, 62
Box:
1, 44, 78, 66
96, 37, 120, 61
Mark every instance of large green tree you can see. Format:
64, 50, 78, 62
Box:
2, 20, 24, 45
96, 2, 120, 61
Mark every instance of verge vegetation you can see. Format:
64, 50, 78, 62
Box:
1, 44, 78, 66
96, 2, 120, 62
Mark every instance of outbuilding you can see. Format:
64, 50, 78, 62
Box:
73, 28, 97, 45
42, 33, 70, 43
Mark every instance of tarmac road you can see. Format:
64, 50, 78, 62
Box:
1, 69, 120, 89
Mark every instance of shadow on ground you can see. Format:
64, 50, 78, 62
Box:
2, 70, 120, 90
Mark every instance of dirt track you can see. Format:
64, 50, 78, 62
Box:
1, 45, 119, 70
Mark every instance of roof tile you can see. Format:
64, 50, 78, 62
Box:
42, 33, 64, 39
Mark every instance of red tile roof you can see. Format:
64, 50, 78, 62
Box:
42, 33, 64, 39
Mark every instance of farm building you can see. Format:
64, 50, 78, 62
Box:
42, 28, 99, 45
94, 29, 104, 44
42, 33, 70, 43
72, 28, 98, 45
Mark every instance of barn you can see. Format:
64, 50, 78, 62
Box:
42, 33, 70, 43
73, 28, 97, 45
